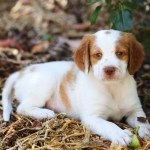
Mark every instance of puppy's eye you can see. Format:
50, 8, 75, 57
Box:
116, 51, 125, 57
95, 53, 102, 59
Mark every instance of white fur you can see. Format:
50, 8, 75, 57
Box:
93, 30, 127, 81
2, 30, 150, 146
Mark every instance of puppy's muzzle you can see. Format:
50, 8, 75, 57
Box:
103, 66, 117, 78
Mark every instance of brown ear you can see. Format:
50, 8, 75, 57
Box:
127, 34, 144, 75
73, 35, 95, 73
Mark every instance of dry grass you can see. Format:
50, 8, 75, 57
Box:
0, 108, 150, 150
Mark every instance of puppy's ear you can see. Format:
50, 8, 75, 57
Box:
127, 34, 144, 75
73, 35, 95, 73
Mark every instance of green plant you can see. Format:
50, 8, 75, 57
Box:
89, 0, 144, 31
129, 126, 142, 148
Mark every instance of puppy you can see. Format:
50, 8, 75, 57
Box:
2, 30, 150, 146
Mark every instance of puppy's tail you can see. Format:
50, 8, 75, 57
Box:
2, 72, 19, 121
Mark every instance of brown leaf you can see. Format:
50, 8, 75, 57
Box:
137, 117, 147, 123
0, 38, 15, 47
32, 120, 42, 128
0, 38, 22, 50
137, 135, 143, 146
31, 41, 49, 53
72, 22, 91, 31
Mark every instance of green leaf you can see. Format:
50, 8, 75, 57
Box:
88, 0, 97, 4
105, 0, 111, 5
129, 134, 141, 148
134, 0, 143, 4
90, 5, 101, 25
124, 1, 138, 9
42, 34, 52, 41
110, 5, 133, 31
88, 0, 101, 4
135, 126, 140, 135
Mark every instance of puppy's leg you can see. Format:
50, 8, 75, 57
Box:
126, 108, 150, 139
81, 116, 132, 146
17, 99, 56, 119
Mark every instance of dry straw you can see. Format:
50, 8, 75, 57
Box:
0, 108, 150, 150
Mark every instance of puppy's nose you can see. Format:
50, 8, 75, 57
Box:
104, 66, 116, 76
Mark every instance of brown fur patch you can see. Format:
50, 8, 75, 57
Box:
30, 67, 37, 72
119, 33, 144, 75
65, 68, 75, 83
19, 69, 24, 75
45, 92, 56, 111
90, 47, 103, 65
73, 35, 95, 72
59, 84, 71, 111
59, 65, 77, 111
105, 31, 111, 34
18, 67, 37, 79
115, 41, 129, 63
18, 68, 25, 79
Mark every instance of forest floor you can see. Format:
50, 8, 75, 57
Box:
0, 1, 150, 150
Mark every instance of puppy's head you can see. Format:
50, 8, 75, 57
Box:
74, 30, 144, 81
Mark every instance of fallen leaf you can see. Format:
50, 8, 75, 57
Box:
72, 22, 91, 31
32, 120, 42, 128
0, 38, 21, 50
137, 117, 147, 123
31, 41, 49, 53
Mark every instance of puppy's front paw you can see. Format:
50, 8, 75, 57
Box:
39, 109, 56, 119
111, 129, 132, 146
138, 124, 150, 139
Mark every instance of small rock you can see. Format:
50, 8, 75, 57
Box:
143, 64, 150, 70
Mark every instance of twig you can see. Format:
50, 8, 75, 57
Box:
0, 58, 30, 65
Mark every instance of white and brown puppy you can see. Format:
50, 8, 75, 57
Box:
2, 30, 150, 146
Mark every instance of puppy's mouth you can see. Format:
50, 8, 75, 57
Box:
102, 73, 120, 81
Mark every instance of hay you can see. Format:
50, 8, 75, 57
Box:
0, 107, 150, 150
0, 111, 109, 150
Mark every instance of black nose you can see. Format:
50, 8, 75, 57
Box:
104, 66, 116, 76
